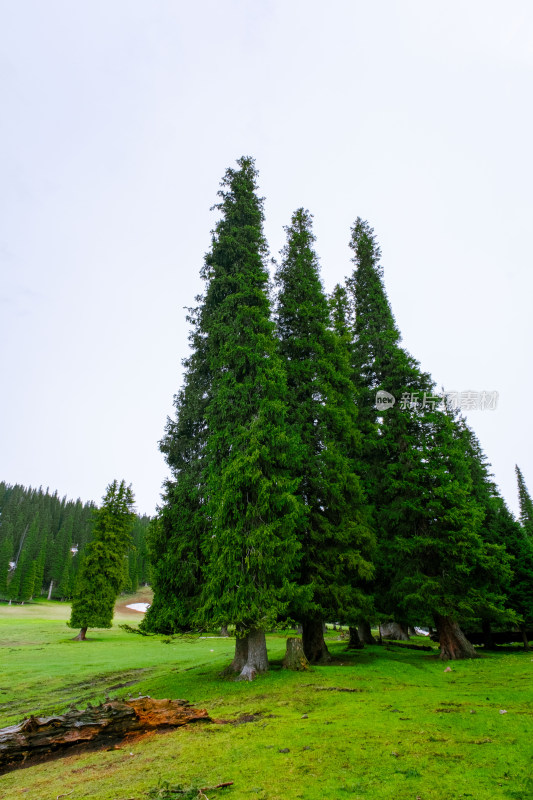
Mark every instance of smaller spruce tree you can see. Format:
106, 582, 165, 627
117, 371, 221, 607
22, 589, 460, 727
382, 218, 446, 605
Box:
68, 480, 135, 640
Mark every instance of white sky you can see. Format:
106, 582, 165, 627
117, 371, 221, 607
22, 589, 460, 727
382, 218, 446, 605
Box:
1, 1, 532, 516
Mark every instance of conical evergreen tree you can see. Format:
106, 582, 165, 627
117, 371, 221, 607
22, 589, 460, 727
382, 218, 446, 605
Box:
275, 209, 374, 662
68, 480, 135, 640
148, 158, 303, 677
195, 158, 304, 677
20, 561, 36, 602
516, 465, 533, 539
346, 219, 509, 659
8, 562, 22, 602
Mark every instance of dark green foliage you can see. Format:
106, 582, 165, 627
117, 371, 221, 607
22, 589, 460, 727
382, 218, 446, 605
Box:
516, 465, 533, 539
20, 561, 36, 602
275, 209, 374, 626
197, 158, 303, 632
382, 406, 511, 626
68, 480, 135, 632
147, 158, 304, 637
0, 536, 12, 597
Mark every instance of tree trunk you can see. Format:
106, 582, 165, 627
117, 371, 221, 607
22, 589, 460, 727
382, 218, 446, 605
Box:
237, 628, 269, 681
73, 627, 88, 641
229, 634, 248, 672
520, 624, 530, 651
47, 580, 53, 601
434, 613, 479, 660
282, 637, 309, 670
481, 619, 496, 650
357, 620, 376, 644
0, 697, 210, 774
302, 617, 331, 663
220, 625, 229, 637
347, 626, 364, 649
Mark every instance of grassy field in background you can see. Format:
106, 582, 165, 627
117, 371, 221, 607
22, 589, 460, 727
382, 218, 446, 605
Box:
0, 591, 532, 800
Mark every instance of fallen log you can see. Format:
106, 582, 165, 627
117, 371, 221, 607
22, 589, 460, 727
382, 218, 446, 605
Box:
0, 697, 210, 774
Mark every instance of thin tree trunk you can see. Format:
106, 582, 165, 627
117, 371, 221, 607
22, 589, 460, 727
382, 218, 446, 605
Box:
47, 580, 53, 601
434, 613, 479, 660
220, 625, 229, 637
357, 620, 376, 644
238, 629, 269, 680
302, 617, 331, 663
73, 627, 87, 641
347, 626, 364, 649
520, 624, 530, 651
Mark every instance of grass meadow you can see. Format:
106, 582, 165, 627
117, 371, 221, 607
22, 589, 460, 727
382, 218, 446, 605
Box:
0, 590, 532, 800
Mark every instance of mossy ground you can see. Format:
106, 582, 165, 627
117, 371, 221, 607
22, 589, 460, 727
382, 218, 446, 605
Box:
0, 591, 531, 800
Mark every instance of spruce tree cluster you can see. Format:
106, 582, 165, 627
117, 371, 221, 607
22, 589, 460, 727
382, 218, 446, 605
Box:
146, 157, 533, 668
0, 482, 151, 603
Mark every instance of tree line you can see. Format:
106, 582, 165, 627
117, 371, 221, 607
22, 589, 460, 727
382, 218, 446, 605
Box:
142, 156, 533, 675
0, 481, 151, 603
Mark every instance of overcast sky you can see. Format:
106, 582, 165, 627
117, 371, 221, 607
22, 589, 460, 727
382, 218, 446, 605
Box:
1, 1, 532, 516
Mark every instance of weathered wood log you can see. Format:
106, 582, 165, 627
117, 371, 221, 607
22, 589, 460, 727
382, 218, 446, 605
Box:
282, 637, 309, 670
0, 697, 210, 773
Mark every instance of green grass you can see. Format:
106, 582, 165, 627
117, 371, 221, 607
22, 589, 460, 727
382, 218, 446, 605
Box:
1, 594, 532, 800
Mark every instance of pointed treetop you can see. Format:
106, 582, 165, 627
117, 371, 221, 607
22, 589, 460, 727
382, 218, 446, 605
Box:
516, 465, 533, 537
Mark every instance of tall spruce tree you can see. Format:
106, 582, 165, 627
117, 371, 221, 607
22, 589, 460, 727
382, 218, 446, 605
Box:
275, 209, 374, 662
148, 158, 303, 678
68, 480, 135, 640
347, 219, 510, 659
516, 465, 533, 539
196, 158, 304, 678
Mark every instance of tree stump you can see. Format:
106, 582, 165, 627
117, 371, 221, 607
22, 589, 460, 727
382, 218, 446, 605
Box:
236, 629, 269, 680
282, 637, 309, 670
0, 697, 210, 774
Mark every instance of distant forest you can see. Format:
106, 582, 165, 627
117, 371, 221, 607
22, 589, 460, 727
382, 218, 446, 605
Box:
0, 482, 151, 602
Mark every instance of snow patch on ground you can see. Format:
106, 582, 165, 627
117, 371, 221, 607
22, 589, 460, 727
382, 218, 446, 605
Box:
126, 603, 150, 612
